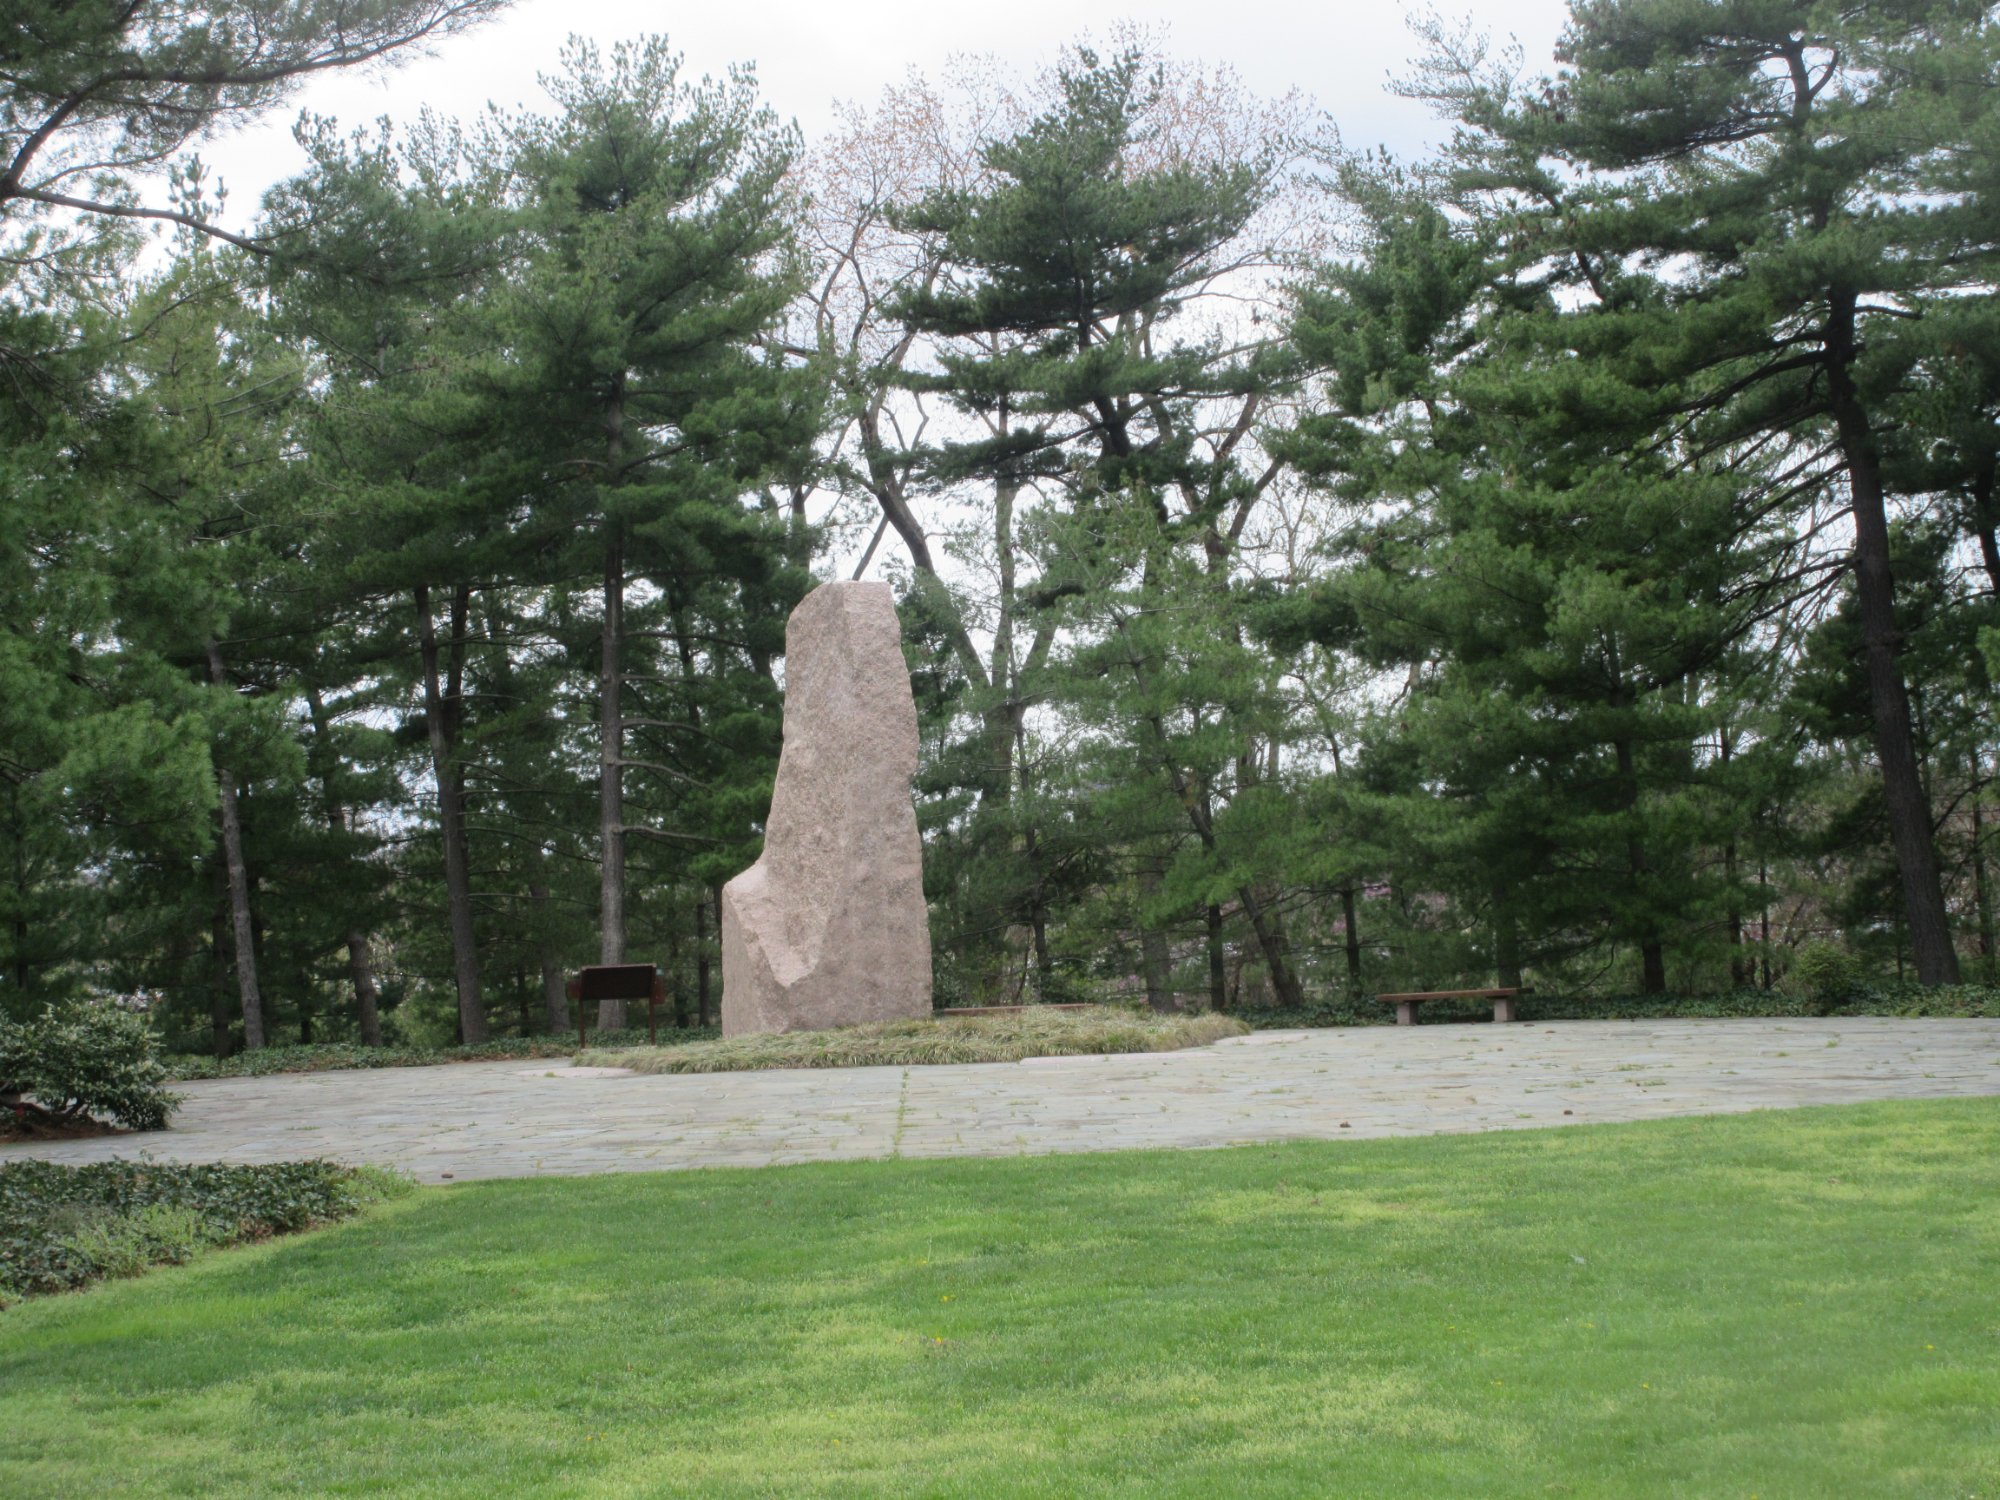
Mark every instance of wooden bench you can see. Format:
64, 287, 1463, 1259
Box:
565, 963, 668, 1047
1376, 988, 1526, 1026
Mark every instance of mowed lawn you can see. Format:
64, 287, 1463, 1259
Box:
3, 1100, 1997, 1498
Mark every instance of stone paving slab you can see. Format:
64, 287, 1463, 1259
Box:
7, 1018, 1999, 1183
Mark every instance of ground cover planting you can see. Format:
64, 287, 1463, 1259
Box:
165, 1028, 715, 1081
0, 1160, 408, 1305
3, 1098, 1994, 1497
581, 1005, 1249, 1073
1245, 982, 2000, 1030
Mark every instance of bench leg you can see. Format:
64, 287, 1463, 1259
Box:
1493, 998, 1517, 1023
1396, 1001, 1419, 1026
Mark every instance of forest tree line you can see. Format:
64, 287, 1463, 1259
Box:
3, 0, 1996, 1052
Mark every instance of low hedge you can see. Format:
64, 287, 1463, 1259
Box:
0, 1159, 409, 1306
1243, 983, 2000, 1030
169, 1026, 720, 1080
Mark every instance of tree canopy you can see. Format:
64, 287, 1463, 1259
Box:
3, 3, 1994, 1051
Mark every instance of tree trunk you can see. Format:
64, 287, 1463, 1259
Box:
1720, 727, 1748, 988
1137, 858, 1175, 1013
415, 585, 488, 1043
1640, 940, 1668, 994
1970, 461, 2000, 596
1204, 903, 1228, 1010
1826, 289, 1961, 983
209, 868, 234, 1059
1237, 883, 1306, 1009
694, 885, 712, 1027
1492, 885, 1522, 989
1029, 891, 1054, 1002
1725, 849, 1746, 988
304, 688, 383, 1045
1342, 887, 1365, 990
1759, 857, 1773, 990
598, 370, 631, 1030
529, 880, 569, 1034
541, 947, 569, 1036
8, 785, 30, 996
598, 532, 628, 1030
206, 639, 265, 1049
1973, 746, 1996, 982
1612, 730, 1668, 994
982, 474, 1023, 810
1017, 714, 1054, 1001
713, 884, 725, 1013
344, 932, 383, 1046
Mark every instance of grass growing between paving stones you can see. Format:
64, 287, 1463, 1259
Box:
581, 1004, 1249, 1072
3, 1100, 1996, 1499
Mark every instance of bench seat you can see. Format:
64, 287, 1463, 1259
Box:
1375, 988, 1525, 1025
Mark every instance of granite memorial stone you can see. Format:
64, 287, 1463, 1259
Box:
721, 580, 933, 1035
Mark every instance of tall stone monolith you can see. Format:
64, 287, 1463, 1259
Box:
721, 580, 932, 1036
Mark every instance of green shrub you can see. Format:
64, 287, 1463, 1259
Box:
0, 1002, 180, 1131
1786, 942, 1867, 1001
168, 1026, 718, 1080
0, 1159, 412, 1305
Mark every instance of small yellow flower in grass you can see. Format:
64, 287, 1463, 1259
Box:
1641, 1383, 1650, 1390
942, 1294, 953, 1302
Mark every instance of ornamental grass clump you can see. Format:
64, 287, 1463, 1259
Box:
582, 1005, 1250, 1074
1, 1002, 180, 1133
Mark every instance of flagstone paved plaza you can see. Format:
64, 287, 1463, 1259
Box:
11, 1018, 2000, 1183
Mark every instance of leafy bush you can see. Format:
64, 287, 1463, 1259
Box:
0, 1159, 411, 1306
0, 1003, 180, 1131
1786, 942, 1867, 1001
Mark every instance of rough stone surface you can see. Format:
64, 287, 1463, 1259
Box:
8, 1020, 1998, 1183
722, 580, 932, 1037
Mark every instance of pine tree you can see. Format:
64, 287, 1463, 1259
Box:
888, 48, 1309, 1007
1285, 162, 1799, 991
1, 0, 506, 270
1410, 0, 2000, 981
482, 38, 819, 1023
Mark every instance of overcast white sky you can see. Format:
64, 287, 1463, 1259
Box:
194, 0, 1575, 213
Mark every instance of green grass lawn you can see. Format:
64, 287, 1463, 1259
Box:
3, 1100, 1996, 1498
